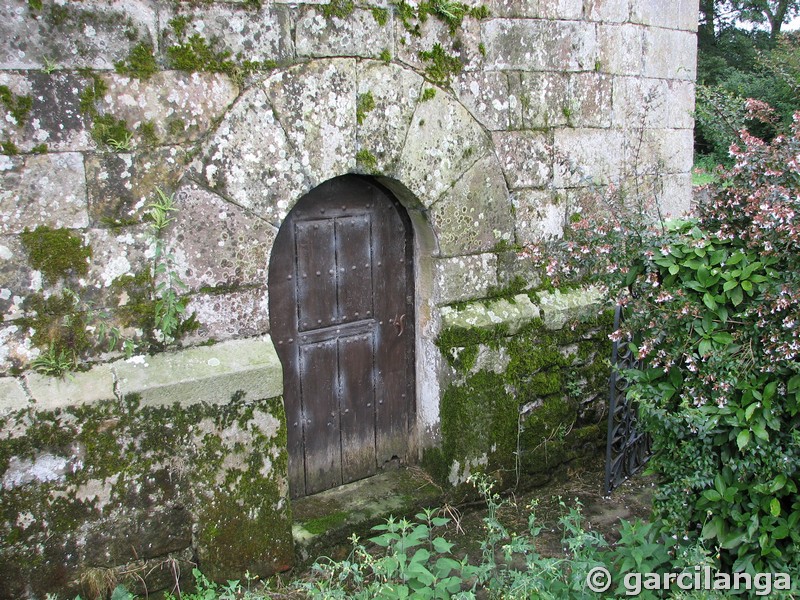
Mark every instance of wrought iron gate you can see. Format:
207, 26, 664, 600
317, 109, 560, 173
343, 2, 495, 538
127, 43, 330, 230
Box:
604, 305, 651, 494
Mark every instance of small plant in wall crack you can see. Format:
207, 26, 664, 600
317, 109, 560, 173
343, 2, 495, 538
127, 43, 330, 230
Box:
146, 187, 198, 346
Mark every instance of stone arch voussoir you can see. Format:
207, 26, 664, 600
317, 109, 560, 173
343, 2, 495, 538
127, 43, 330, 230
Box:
186, 58, 514, 253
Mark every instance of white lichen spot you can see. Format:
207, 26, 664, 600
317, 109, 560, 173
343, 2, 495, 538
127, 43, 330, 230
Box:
101, 255, 132, 287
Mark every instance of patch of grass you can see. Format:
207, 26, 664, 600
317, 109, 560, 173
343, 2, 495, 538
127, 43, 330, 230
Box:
356, 148, 379, 173
421, 87, 437, 101
379, 49, 392, 64
1, 139, 19, 155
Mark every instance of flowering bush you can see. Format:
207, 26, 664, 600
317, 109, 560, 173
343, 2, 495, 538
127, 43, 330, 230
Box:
546, 104, 800, 575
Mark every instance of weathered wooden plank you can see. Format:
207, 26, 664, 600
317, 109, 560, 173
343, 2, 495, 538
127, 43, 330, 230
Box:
338, 333, 377, 483
295, 219, 337, 332
300, 340, 342, 494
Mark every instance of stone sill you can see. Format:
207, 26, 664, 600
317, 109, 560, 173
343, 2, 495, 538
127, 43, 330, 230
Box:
0, 337, 283, 414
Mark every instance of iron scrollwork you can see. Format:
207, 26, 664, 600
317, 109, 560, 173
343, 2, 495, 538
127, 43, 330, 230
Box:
604, 304, 651, 495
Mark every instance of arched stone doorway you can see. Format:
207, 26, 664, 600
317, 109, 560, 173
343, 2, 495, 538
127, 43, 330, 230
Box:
268, 175, 415, 498
187, 57, 515, 495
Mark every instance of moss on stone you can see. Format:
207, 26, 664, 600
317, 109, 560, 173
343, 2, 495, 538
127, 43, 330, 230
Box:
114, 42, 158, 80
302, 511, 350, 534
433, 302, 614, 488
356, 91, 375, 125
418, 43, 462, 86
20, 226, 91, 284
0, 392, 293, 594
371, 6, 389, 26
356, 148, 378, 174
91, 114, 132, 150
321, 0, 355, 20
78, 72, 108, 115
0, 85, 33, 126
1, 139, 19, 155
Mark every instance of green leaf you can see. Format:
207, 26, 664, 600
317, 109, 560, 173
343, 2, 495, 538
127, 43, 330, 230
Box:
752, 421, 769, 441
745, 403, 758, 421
698, 339, 712, 356
668, 264, 680, 275
702, 292, 717, 310
703, 489, 723, 502
736, 429, 751, 450
712, 332, 733, 345
770, 498, 781, 518
730, 286, 743, 306
432, 537, 454, 554
722, 280, 739, 292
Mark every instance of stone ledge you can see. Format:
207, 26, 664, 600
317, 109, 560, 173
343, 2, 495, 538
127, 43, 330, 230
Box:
25, 366, 116, 412
440, 287, 603, 333
441, 293, 539, 334
0, 337, 284, 413
115, 337, 283, 407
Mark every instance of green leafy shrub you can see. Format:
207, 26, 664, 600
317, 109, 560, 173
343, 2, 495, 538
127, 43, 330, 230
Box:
551, 102, 800, 577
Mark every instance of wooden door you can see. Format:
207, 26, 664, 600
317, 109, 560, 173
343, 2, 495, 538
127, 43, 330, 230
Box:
269, 175, 415, 498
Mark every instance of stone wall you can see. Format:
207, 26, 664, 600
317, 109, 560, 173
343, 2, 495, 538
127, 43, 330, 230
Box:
0, 338, 292, 598
0, 0, 697, 595
428, 288, 612, 488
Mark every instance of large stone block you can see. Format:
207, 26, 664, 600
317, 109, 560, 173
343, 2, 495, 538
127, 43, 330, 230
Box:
0, 0, 156, 70
585, 0, 630, 23
264, 59, 358, 200
395, 12, 483, 74
0, 235, 34, 320
597, 23, 644, 76
84, 225, 151, 293
440, 293, 540, 333
481, 19, 598, 72
492, 130, 552, 190
642, 28, 698, 80
656, 172, 693, 216
114, 337, 283, 407
565, 72, 613, 128
0, 376, 28, 414
192, 86, 308, 224
85, 148, 189, 228
355, 61, 425, 173
397, 88, 493, 205
536, 287, 603, 329
163, 3, 294, 65
429, 154, 513, 256
612, 77, 695, 130
632, 0, 699, 31
0, 72, 91, 153
0, 324, 35, 375
99, 72, 239, 146
435, 253, 498, 304
185, 288, 271, 343
513, 189, 566, 243
0, 153, 88, 234
636, 128, 695, 175
296, 7, 392, 59
166, 182, 277, 291
553, 128, 624, 187
511, 72, 569, 129
454, 71, 512, 131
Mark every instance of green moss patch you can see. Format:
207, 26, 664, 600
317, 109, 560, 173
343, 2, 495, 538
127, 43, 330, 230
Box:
302, 511, 350, 535
20, 226, 91, 283
433, 305, 613, 488
0, 85, 33, 126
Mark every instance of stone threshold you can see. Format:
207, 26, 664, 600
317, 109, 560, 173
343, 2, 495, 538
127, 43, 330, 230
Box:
291, 466, 444, 564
